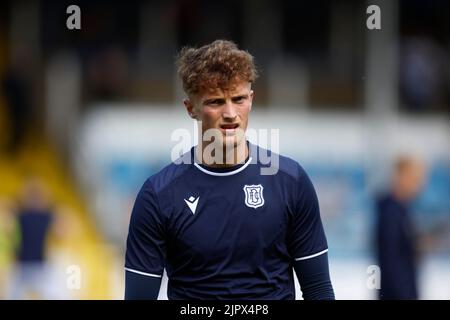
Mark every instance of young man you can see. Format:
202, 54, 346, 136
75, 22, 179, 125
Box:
376, 156, 426, 300
125, 40, 335, 300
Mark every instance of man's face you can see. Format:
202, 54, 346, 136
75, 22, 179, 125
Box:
396, 160, 427, 200
184, 81, 253, 149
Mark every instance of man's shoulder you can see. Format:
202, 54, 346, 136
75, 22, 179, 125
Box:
376, 193, 403, 214
143, 150, 193, 194
252, 143, 306, 181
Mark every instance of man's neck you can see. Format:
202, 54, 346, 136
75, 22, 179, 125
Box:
392, 186, 412, 205
196, 140, 248, 168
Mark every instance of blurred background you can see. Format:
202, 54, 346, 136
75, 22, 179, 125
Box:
0, 0, 449, 299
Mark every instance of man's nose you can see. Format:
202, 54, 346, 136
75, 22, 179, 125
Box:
222, 101, 237, 119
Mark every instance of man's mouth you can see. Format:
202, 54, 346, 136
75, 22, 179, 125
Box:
220, 124, 239, 130
219, 123, 240, 135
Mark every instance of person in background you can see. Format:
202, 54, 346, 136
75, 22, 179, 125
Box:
1, 45, 35, 155
10, 177, 56, 299
375, 156, 426, 300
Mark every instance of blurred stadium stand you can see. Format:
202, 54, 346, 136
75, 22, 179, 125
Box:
0, 0, 449, 299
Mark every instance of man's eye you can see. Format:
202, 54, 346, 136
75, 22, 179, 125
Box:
234, 97, 245, 103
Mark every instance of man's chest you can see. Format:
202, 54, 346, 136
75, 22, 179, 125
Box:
160, 178, 292, 258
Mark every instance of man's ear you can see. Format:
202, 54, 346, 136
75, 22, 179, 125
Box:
249, 90, 254, 111
184, 98, 198, 120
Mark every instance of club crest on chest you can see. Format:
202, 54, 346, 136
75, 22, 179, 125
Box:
243, 184, 265, 209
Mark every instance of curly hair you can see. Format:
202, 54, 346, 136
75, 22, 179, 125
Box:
176, 40, 258, 96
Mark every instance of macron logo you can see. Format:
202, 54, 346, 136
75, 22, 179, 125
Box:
184, 196, 200, 215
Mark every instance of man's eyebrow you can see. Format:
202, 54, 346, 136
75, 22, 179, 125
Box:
203, 97, 225, 104
232, 94, 249, 99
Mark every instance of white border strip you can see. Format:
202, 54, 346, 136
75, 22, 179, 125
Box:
194, 157, 253, 176
294, 249, 328, 261
125, 267, 162, 278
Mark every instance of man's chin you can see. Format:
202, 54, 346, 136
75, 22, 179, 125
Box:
222, 136, 245, 149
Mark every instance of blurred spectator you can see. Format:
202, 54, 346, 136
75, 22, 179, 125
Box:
400, 38, 444, 112
375, 156, 426, 300
9, 177, 59, 299
1, 46, 35, 154
86, 46, 130, 101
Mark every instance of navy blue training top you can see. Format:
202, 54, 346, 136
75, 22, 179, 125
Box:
125, 142, 329, 299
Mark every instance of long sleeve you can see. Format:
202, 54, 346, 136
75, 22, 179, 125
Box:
293, 251, 335, 300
